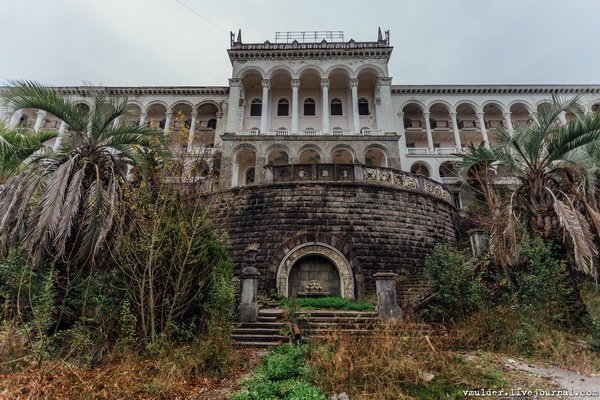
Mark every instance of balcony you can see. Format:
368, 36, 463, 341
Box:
406, 147, 462, 156
236, 128, 385, 136
441, 177, 460, 185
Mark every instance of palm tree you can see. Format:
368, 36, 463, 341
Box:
459, 96, 600, 280
0, 121, 57, 184
0, 81, 165, 266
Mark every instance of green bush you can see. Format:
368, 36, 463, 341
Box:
281, 296, 375, 311
424, 244, 489, 321
232, 344, 326, 400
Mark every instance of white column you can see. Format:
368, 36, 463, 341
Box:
558, 111, 567, 125
139, 112, 147, 128
187, 111, 197, 152
33, 110, 46, 132
321, 78, 330, 135
53, 121, 67, 151
291, 79, 300, 134
164, 112, 172, 134
226, 78, 242, 133
350, 78, 360, 134
112, 115, 121, 128
377, 77, 394, 133
502, 112, 514, 136
260, 79, 270, 134
9, 109, 23, 128
477, 112, 489, 147
450, 112, 462, 149
423, 112, 434, 152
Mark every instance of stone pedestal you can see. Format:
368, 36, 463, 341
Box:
238, 266, 260, 322
374, 272, 402, 321
468, 230, 489, 257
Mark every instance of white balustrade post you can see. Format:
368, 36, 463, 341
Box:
321, 78, 330, 135
187, 111, 197, 152
33, 110, 46, 132
260, 79, 270, 134
291, 79, 300, 134
503, 111, 514, 136
450, 112, 462, 149
350, 78, 360, 134
423, 112, 434, 152
477, 112, 489, 147
226, 78, 242, 132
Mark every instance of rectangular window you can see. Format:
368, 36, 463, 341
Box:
304, 103, 315, 116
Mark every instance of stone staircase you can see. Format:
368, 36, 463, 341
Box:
231, 309, 291, 348
296, 310, 380, 339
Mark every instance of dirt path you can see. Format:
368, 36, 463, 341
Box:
196, 349, 265, 400
502, 358, 600, 399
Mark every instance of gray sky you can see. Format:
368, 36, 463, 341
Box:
1, 0, 599, 86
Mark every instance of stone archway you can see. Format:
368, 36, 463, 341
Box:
276, 242, 355, 299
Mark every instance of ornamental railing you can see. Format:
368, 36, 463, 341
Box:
264, 163, 453, 205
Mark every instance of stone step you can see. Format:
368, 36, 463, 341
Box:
257, 315, 278, 322
296, 311, 377, 318
234, 341, 284, 348
232, 334, 289, 343
233, 328, 284, 335
237, 321, 287, 329
259, 308, 284, 317
297, 317, 379, 324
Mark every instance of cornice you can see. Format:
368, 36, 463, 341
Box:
0, 86, 230, 96
391, 85, 600, 95
228, 45, 393, 62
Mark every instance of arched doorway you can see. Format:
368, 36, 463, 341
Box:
276, 242, 355, 299
288, 255, 340, 297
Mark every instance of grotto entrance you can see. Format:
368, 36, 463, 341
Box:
288, 255, 341, 298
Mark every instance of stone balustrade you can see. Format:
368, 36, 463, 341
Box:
265, 163, 453, 205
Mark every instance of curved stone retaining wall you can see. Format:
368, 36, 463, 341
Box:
206, 178, 460, 299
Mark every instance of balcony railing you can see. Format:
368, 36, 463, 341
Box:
441, 177, 460, 185
406, 147, 462, 156
265, 163, 453, 205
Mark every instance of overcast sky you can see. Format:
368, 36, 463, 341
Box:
1, 0, 599, 86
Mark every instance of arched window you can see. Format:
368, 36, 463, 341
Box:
207, 118, 217, 129
250, 99, 262, 116
277, 98, 289, 116
245, 167, 255, 185
358, 98, 369, 116
304, 98, 316, 116
330, 98, 343, 116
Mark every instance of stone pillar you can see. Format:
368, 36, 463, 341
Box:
477, 112, 489, 147
139, 112, 147, 128
226, 78, 242, 133
501, 111, 513, 136
214, 110, 225, 148
187, 111, 197, 152
291, 79, 300, 134
164, 112, 172, 134
238, 266, 260, 322
255, 156, 266, 184
53, 121, 67, 151
378, 77, 394, 133
9, 109, 23, 128
350, 78, 360, 134
112, 115, 121, 129
260, 79, 270, 134
374, 272, 402, 321
423, 112, 434, 152
450, 112, 462, 150
469, 230, 489, 257
33, 110, 46, 132
321, 79, 330, 135
558, 111, 567, 125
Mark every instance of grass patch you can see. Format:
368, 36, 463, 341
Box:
232, 344, 326, 400
281, 296, 375, 311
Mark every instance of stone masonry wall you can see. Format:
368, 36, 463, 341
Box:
205, 181, 459, 298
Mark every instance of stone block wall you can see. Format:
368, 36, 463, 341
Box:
205, 181, 459, 298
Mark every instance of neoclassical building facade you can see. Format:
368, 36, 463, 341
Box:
3, 30, 600, 299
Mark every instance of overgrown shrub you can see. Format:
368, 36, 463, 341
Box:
233, 344, 326, 400
281, 296, 375, 311
423, 244, 489, 321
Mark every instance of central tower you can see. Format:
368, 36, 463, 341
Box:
220, 29, 400, 188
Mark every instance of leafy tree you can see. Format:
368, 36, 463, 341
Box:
0, 81, 165, 266
459, 96, 600, 280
